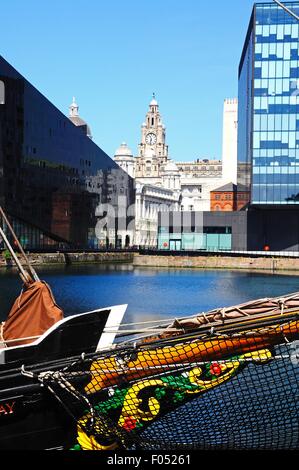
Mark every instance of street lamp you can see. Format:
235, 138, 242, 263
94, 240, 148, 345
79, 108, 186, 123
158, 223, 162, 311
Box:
273, 0, 299, 21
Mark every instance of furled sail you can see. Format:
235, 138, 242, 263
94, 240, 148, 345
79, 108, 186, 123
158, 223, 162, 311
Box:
161, 291, 299, 336
0, 207, 64, 347
3, 281, 63, 347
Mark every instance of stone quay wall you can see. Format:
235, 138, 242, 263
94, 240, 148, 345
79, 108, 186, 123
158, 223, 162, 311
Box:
0, 251, 134, 267
1, 251, 299, 274
133, 253, 299, 273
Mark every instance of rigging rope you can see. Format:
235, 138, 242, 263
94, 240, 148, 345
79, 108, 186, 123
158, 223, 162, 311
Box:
21, 318, 299, 451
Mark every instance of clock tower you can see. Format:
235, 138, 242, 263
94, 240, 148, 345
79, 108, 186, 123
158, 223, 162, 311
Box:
135, 94, 169, 184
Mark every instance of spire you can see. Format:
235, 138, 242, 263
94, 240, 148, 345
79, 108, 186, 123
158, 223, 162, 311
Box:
150, 92, 158, 106
69, 97, 79, 117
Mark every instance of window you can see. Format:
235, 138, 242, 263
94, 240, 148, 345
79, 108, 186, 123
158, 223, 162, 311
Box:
204, 226, 232, 234
0, 80, 5, 104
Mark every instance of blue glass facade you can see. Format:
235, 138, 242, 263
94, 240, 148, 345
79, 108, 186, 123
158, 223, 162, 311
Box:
238, 1, 299, 204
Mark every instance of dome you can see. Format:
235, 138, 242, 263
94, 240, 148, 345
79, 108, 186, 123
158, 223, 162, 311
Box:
114, 142, 133, 158
163, 160, 179, 173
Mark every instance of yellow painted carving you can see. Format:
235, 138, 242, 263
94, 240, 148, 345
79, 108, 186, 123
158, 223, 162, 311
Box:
76, 415, 118, 450
243, 349, 272, 363
187, 350, 271, 392
188, 364, 238, 392
118, 379, 167, 428
117, 349, 272, 427
78, 348, 273, 448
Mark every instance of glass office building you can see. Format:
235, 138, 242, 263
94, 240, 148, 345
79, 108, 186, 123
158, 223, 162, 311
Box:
238, 1, 299, 205
0, 55, 134, 249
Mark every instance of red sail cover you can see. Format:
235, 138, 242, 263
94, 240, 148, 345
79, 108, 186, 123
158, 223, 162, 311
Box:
3, 281, 64, 347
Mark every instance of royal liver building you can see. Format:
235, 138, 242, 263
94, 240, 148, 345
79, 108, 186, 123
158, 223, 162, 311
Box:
135, 94, 170, 185
114, 95, 227, 247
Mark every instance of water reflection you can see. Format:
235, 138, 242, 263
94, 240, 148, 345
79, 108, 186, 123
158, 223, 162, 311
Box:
0, 264, 299, 323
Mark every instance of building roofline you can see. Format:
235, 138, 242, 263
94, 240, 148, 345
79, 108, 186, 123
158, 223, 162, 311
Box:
0, 54, 114, 164
239, 1, 299, 77
239, 6, 255, 78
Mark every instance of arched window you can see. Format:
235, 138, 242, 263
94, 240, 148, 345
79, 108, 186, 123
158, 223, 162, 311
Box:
0, 81, 5, 104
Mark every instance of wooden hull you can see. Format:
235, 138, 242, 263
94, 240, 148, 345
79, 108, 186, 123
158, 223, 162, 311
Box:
86, 319, 299, 392
0, 310, 297, 450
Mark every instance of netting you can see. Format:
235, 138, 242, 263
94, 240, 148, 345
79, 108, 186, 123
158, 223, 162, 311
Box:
35, 316, 299, 451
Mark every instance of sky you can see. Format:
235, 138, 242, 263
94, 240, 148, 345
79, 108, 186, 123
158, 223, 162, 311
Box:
0, 0, 268, 162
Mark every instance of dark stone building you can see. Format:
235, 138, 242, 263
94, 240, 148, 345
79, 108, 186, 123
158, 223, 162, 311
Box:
0, 55, 134, 249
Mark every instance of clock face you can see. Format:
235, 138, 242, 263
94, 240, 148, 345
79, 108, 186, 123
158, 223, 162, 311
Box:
145, 133, 157, 145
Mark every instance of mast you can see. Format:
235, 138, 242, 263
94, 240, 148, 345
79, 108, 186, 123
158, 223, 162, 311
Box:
0, 207, 39, 286
0, 226, 32, 285
0, 207, 39, 282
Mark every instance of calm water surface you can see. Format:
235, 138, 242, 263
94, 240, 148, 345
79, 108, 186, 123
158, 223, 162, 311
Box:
0, 264, 299, 323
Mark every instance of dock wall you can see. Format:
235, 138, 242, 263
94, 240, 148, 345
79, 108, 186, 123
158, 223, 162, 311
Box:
1, 251, 299, 274
133, 254, 299, 273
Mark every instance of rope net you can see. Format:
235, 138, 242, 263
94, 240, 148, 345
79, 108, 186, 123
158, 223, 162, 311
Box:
38, 315, 299, 451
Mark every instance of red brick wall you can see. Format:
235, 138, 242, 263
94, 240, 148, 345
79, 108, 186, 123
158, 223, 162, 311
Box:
210, 191, 250, 211
210, 191, 235, 211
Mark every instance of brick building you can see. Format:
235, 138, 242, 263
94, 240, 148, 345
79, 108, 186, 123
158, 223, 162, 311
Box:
210, 183, 249, 212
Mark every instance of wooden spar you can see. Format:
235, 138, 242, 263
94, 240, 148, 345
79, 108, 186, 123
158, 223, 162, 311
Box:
0, 226, 32, 285
0, 207, 39, 282
85, 319, 299, 393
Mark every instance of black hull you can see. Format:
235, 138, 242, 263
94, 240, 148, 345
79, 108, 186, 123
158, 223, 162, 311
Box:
0, 307, 298, 450
0, 305, 127, 450
0, 390, 74, 450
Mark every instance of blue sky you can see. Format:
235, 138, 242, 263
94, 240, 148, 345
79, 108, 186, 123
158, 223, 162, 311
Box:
0, 0, 266, 161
